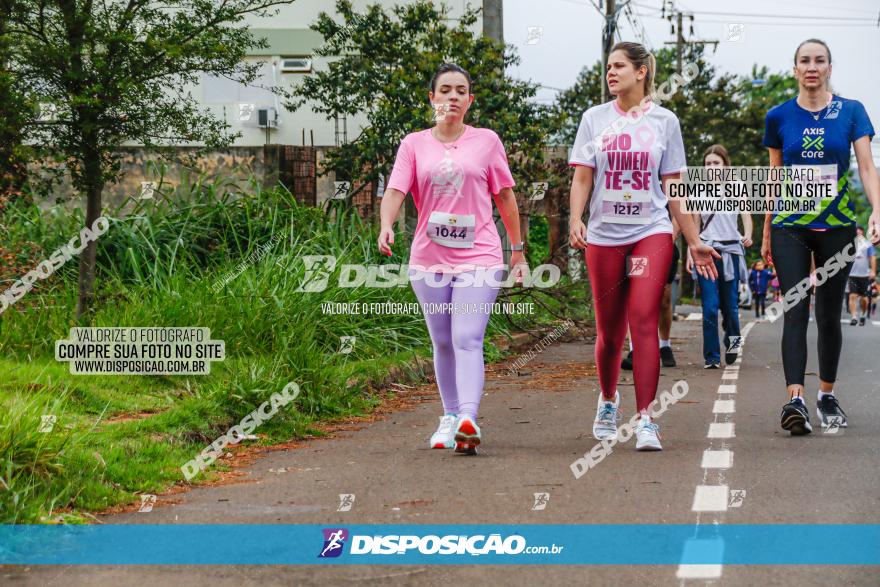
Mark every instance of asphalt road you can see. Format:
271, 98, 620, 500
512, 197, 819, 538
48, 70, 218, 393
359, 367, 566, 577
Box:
4, 305, 879, 586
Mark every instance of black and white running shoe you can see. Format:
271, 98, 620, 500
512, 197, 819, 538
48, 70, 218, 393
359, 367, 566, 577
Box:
660, 346, 676, 367
781, 398, 812, 435
725, 336, 742, 366
816, 394, 848, 428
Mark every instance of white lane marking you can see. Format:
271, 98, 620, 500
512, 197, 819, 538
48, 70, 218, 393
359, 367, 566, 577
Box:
677, 539, 725, 579
873, 321, 880, 327
701, 450, 733, 469
677, 564, 724, 579
685, 312, 702, 321
717, 384, 737, 394
708, 422, 735, 438
713, 399, 735, 414
721, 371, 737, 380
692, 485, 729, 511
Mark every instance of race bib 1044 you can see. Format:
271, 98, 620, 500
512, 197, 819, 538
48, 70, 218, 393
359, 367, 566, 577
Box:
427, 211, 476, 248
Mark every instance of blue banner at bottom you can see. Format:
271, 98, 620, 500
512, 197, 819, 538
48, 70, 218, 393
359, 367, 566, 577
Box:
0, 524, 877, 565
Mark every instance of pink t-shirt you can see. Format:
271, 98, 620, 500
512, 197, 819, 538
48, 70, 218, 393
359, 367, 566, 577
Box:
387, 125, 515, 272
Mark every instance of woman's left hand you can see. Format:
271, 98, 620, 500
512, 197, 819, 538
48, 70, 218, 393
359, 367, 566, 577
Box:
689, 243, 721, 281
868, 208, 880, 244
509, 251, 528, 284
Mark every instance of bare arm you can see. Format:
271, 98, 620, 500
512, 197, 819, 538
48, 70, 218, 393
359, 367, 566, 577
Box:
740, 212, 754, 247
493, 187, 527, 271
493, 187, 523, 245
377, 188, 406, 256
568, 165, 593, 249
854, 136, 880, 244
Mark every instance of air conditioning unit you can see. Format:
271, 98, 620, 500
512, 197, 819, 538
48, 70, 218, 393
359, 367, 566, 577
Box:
257, 107, 278, 128
280, 58, 312, 73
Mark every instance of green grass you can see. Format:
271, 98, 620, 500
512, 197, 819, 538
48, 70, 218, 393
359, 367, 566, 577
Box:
0, 172, 591, 523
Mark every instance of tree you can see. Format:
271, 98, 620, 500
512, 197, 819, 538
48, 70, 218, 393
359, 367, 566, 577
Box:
287, 0, 550, 203
0, 0, 31, 208
5, 0, 292, 319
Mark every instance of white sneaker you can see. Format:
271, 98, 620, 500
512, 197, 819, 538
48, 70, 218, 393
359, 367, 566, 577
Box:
454, 415, 481, 455
635, 417, 662, 451
592, 391, 620, 440
430, 414, 457, 449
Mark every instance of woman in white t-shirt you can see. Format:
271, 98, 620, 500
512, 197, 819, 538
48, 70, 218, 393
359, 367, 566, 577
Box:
568, 41, 719, 451
686, 144, 753, 369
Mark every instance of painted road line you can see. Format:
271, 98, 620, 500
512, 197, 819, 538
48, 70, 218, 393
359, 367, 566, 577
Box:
677, 563, 723, 580
713, 400, 736, 414
708, 422, 735, 438
701, 450, 733, 469
692, 485, 729, 512
685, 313, 702, 321
676, 538, 725, 579
717, 384, 737, 394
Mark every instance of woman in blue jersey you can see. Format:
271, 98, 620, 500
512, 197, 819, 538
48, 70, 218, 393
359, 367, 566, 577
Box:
762, 39, 880, 435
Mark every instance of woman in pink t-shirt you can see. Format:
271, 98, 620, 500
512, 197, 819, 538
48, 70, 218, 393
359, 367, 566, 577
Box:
378, 63, 525, 455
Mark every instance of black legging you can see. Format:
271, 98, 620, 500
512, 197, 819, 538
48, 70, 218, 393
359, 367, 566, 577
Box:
754, 295, 766, 317
770, 224, 856, 386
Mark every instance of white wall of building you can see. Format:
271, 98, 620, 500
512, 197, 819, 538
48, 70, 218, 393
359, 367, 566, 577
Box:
192, 0, 481, 147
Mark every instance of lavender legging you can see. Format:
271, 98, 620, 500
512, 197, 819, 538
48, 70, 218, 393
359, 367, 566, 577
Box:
410, 269, 502, 420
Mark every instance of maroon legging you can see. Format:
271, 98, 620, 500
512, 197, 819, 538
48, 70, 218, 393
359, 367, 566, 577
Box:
585, 233, 674, 412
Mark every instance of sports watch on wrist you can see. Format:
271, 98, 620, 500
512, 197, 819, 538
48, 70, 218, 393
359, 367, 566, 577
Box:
511, 242, 525, 252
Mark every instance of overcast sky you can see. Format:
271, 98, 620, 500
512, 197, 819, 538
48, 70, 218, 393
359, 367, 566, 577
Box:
502, 0, 880, 164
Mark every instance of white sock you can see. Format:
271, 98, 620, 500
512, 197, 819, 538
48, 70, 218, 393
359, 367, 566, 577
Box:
599, 390, 619, 406
818, 391, 834, 401
791, 395, 805, 404
639, 411, 651, 422
659, 339, 671, 348
628, 340, 633, 351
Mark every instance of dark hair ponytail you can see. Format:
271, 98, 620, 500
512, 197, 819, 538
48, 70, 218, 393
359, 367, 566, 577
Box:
429, 63, 473, 93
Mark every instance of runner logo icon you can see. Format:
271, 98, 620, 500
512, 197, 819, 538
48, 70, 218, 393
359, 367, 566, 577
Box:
319, 528, 349, 558
824, 101, 841, 120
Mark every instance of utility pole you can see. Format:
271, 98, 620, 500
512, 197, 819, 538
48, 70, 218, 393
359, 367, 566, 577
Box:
660, 1, 718, 303
675, 10, 683, 74
483, 0, 503, 41
483, 0, 514, 264
662, 1, 718, 75
601, 0, 616, 103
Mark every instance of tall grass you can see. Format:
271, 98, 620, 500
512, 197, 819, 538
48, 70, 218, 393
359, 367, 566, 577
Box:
0, 171, 587, 522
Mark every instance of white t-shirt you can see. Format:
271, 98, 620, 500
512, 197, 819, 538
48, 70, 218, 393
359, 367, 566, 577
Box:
700, 212, 741, 243
850, 236, 875, 277
569, 100, 687, 245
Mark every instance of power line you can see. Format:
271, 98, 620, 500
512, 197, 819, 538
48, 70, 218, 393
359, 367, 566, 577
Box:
634, 1, 876, 21
686, 19, 879, 28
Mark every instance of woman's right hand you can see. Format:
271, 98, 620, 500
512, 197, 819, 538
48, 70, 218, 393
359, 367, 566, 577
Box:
377, 227, 394, 257
569, 219, 588, 250
761, 229, 772, 265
